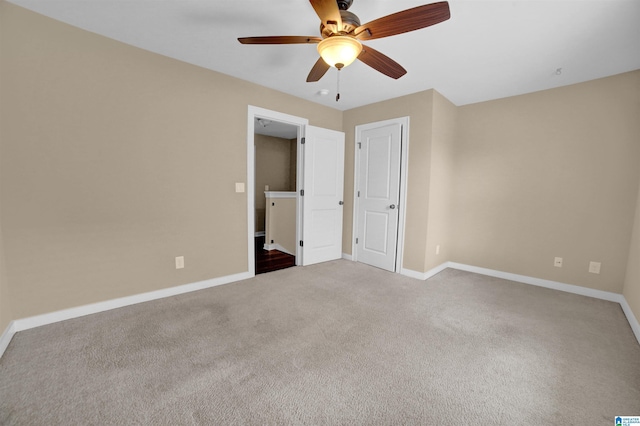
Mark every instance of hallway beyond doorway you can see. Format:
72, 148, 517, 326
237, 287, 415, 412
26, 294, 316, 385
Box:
255, 236, 295, 274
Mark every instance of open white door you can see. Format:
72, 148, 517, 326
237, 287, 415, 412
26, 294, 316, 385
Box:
301, 126, 345, 266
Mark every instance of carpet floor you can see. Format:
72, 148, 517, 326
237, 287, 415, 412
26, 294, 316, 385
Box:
1, 261, 639, 425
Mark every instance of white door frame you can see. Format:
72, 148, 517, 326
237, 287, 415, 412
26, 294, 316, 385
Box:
352, 117, 410, 273
246, 106, 309, 277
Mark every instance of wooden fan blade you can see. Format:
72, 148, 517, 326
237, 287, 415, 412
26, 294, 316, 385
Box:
309, 0, 342, 32
238, 36, 321, 44
355, 1, 450, 40
306, 57, 331, 82
357, 45, 407, 79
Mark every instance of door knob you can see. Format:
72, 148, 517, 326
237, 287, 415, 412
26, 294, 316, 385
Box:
339, 201, 344, 205
390, 204, 396, 209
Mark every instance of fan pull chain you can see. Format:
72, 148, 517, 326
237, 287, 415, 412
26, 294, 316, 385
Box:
336, 68, 341, 102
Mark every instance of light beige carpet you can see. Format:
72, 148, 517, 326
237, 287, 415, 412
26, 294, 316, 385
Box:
1, 260, 639, 425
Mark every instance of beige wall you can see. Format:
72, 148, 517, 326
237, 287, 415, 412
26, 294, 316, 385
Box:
343, 91, 434, 272
0, 225, 8, 332
289, 139, 297, 192
623, 176, 640, 324
265, 196, 297, 255
0, 4, 11, 332
255, 135, 295, 233
424, 91, 457, 271
0, 165, 10, 332
0, 2, 341, 319
452, 71, 640, 293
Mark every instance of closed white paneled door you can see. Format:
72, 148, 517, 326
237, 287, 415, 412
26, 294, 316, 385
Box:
356, 122, 402, 272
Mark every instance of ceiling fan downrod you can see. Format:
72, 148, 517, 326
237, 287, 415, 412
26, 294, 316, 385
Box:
336, 68, 341, 102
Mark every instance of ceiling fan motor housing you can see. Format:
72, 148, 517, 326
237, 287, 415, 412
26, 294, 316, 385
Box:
320, 10, 361, 38
336, 0, 353, 10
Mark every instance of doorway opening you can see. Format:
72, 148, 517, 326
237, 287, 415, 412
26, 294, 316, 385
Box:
254, 117, 299, 274
247, 107, 308, 276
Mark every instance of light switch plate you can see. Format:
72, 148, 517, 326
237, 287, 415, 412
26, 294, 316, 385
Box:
235, 182, 245, 193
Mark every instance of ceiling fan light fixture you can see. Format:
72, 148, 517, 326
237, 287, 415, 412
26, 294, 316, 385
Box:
317, 36, 362, 69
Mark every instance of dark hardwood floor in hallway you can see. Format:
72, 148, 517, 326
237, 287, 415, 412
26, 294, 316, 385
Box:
255, 236, 295, 274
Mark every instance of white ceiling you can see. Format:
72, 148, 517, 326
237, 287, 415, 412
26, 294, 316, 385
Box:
254, 117, 298, 139
8, 0, 640, 111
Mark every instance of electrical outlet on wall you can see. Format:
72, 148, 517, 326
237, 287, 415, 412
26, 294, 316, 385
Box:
554, 257, 563, 267
436, 245, 440, 255
175, 256, 185, 269
588, 261, 601, 274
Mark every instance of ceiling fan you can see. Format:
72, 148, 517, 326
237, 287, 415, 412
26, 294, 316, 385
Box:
238, 0, 450, 83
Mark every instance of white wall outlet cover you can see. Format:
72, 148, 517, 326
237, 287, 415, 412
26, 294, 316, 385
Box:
436, 245, 440, 255
235, 182, 245, 193
175, 256, 185, 269
588, 261, 601, 274
554, 257, 563, 267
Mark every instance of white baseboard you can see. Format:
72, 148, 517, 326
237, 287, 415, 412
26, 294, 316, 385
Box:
446, 262, 639, 346
0, 271, 251, 359
0, 271, 253, 360
401, 262, 449, 280
0, 321, 16, 358
447, 262, 623, 303
263, 243, 295, 256
619, 297, 640, 345
3, 261, 639, 358
275, 244, 294, 256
